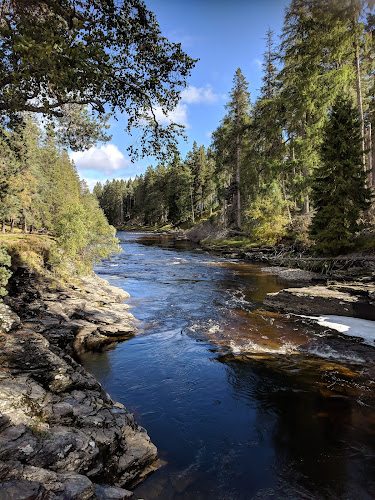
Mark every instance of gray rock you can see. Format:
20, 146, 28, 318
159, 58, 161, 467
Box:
94, 485, 133, 499
264, 282, 375, 320
59, 472, 94, 500
0, 269, 158, 497
0, 303, 20, 333
0, 480, 50, 499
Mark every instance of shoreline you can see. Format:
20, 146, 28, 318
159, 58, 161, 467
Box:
0, 266, 157, 499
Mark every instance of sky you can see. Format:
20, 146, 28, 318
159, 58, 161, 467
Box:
71, 0, 290, 190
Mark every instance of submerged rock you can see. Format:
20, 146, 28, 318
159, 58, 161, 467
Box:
264, 282, 375, 320
0, 268, 157, 497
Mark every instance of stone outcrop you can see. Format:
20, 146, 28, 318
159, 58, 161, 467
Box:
0, 268, 157, 498
264, 281, 375, 320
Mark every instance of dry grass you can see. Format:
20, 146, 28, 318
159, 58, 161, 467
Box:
0, 234, 57, 270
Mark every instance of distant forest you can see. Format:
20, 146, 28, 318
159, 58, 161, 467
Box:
95, 0, 375, 255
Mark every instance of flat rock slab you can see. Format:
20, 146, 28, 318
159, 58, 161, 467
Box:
261, 266, 322, 282
264, 282, 375, 320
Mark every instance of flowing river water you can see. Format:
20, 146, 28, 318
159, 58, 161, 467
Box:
82, 232, 375, 499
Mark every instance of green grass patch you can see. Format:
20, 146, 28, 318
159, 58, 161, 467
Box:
117, 223, 176, 232
202, 237, 258, 249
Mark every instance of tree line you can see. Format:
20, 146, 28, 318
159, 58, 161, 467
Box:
95, 0, 374, 255
0, 118, 119, 269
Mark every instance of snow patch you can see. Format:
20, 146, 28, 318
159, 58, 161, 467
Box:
299, 314, 375, 346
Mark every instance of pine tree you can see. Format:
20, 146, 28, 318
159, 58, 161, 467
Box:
279, 0, 358, 213
212, 68, 251, 228
310, 95, 371, 255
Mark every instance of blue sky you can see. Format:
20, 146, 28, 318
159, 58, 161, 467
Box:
71, 0, 289, 190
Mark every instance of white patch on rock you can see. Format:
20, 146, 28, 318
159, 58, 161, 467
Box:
19, 444, 34, 455
299, 314, 375, 345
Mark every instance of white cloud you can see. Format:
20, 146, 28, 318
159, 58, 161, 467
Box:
144, 84, 220, 129
70, 144, 130, 175
151, 104, 189, 128
253, 58, 262, 68
180, 85, 220, 104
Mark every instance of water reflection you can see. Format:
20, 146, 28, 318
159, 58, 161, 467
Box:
221, 357, 375, 499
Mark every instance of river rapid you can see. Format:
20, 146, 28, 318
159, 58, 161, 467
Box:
81, 232, 375, 500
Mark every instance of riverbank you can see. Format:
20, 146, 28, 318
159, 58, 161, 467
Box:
0, 265, 157, 499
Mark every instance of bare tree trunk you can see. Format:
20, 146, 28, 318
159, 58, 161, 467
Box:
190, 187, 195, 224
281, 179, 292, 222
120, 196, 124, 225
235, 133, 241, 228
1, 219, 5, 233
366, 125, 373, 187
22, 213, 27, 233
355, 40, 366, 174
10, 218, 14, 233
303, 186, 310, 215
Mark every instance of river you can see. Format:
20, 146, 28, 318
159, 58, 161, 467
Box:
81, 232, 375, 500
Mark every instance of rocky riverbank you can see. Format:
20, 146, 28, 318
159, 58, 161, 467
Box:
0, 267, 157, 499
264, 281, 375, 320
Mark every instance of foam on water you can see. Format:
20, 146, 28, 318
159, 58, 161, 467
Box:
229, 339, 298, 355
305, 345, 365, 363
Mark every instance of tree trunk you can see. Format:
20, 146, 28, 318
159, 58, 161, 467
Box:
355, 40, 366, 173
366, 125, 373, 187
190, 187, 195, 224
1, 220, 5, 233
10, 218, 14, 233
22, 214, 27, 233
303, 189, 310, 215
235, 132, 241, 228
282, 179, 292, 222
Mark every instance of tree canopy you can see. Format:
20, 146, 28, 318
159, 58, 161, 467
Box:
0, 0, 196, 156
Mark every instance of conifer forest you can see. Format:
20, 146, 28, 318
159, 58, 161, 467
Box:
94, 1, 375, 256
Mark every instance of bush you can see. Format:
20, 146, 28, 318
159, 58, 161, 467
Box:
245, 184, 292, 245
0, 245, 11, 299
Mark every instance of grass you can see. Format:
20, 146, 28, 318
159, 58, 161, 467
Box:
0, 233, 57, 271
202, 236, 259, 249
117, 223, 176, 232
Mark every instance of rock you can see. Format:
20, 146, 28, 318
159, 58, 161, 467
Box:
0, 479, 50, 499
0, 269, 158, 497
4, 269, 137, 354
0, 303, 20, 333
94, 485, 133, 499
58, 472, 94, 500
260, 266, 321, 282
264, 282, 375, 320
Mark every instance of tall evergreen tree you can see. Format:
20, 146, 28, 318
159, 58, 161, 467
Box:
212, 68, 251, 228
310, 95, 371, 255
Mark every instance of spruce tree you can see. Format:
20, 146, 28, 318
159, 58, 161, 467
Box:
310, 95, 371, 255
